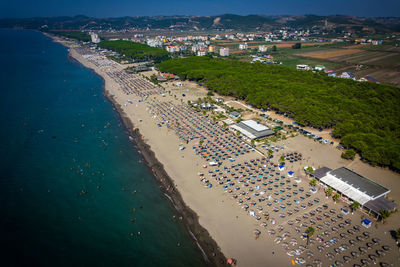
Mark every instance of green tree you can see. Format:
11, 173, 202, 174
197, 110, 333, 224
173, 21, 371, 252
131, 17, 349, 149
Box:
395, 228, 400, 239
350, 201, 360, 212
306, 226, 315, 245
325, 187, 333, 197
272, 45, 277, 52
267, 149, 273, 157
379, 209, 391, 222
292, 43, 302, 49
306, 166, 314, 174
333, 193, 340, 202
251, 139, 255, 146
309, 178, 317, 186
236, 130, 241, 137
341, 149, 356, 160
280, 155, 285, 163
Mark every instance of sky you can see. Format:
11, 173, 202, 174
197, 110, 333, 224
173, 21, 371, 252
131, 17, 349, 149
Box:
1, 0, 399, 18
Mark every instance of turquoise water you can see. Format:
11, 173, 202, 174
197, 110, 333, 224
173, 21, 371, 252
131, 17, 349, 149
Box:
0, 29, 204, 267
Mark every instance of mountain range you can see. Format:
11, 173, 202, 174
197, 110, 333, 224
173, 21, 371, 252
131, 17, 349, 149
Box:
1, 14, 399, 32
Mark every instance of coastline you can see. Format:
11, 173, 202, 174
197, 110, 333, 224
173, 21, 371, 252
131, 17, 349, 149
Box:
47, 33, 400, 267
61, 40, 226, 266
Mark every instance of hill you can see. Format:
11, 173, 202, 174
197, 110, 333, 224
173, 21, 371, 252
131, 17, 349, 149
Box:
1, 14, 399, 33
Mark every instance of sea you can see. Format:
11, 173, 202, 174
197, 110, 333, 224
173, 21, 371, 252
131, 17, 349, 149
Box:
0, 29, 205, 267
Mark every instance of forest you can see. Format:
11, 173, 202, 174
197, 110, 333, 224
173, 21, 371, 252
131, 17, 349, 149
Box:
49, 30, 91, 42
157, 56, 400, 170
98, 40, 169, 63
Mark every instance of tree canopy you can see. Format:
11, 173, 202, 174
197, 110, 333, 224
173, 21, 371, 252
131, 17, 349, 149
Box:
99, 40, 169, 63
50, 30, 91, 42
157, 56, 400, 170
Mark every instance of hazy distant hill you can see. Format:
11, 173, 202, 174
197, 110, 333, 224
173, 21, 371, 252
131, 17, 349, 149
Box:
1, 14, 399, 32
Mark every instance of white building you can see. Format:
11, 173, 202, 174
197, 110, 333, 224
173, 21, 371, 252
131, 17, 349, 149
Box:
296, 64, 312, 71
230, 120, 274, 140
166, 46, 180, 53
90, 33, 101, 44
258, 45, 268, 52
197, 50, 207, 56
146, 38, 162, 47
219, 47, 229, 57
239, 43, 248, 50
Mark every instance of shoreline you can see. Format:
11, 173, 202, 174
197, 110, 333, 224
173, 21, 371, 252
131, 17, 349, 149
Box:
63, 42, 226, 266
48, 33, 400, 267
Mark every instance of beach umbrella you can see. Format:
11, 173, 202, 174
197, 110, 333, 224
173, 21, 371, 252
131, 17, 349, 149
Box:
362, 231, 370, 237
359, 246, 367, 254
360, 258, 371, 266
317, 245, 324, 252
326, 252, 334, 260
368, 254, 377, 261
313, 259, 322, 266
372, 238, 380, 244
382, 245, 390, 251
335, 260, 344, 266
343, 255, 350, 262
268, 229, 276, 235
376, 249, 384, 257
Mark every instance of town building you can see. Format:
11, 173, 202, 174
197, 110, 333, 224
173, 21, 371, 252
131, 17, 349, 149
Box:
239, 43, 248, 50
90, 32, 101, 44
197, 49, 207, 56
296, 64, 312, 71
219, 47, 230, 57
208, 45, 215, 53
340, 72, 356, 80
166, 46, 180, 53
258, 45, 268, 52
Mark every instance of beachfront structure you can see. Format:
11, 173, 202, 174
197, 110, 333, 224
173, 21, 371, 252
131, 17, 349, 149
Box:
135, 65, 150, 72
315, 167, 396, 216
219, 47, 229, 57
230, 120, 274, 140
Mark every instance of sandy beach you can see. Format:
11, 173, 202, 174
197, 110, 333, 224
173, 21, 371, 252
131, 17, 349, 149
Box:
51, 35, 400, 267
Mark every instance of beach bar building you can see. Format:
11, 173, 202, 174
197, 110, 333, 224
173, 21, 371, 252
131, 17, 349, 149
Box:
230, 120, 274, 140
315, 167, 396, 218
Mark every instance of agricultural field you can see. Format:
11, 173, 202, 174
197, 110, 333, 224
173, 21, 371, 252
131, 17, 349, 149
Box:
292, 44, 400, 86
